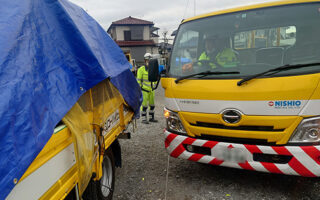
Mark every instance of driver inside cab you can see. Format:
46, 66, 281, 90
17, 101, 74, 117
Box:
182, 35, 238, 72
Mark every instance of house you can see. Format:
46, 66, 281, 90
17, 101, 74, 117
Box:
107, 16, 159, 65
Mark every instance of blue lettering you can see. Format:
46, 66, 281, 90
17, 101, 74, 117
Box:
275, 101, 281, 107
273, 100, 302, 108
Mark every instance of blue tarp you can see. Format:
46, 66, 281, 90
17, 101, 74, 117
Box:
0, 0, 142, 198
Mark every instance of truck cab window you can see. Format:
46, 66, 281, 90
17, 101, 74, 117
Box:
170, 3, 320, 79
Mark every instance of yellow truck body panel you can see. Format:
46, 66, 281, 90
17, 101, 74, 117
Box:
8, 79, 134, 199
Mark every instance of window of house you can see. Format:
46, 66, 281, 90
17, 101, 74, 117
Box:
124, 31, 131, 41
131, 27, 144, 40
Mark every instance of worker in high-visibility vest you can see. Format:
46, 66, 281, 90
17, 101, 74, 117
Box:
137, 53, 158, 124
182, 35, 238, 72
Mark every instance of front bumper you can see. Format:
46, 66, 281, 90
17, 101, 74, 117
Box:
164, 130, 320, 177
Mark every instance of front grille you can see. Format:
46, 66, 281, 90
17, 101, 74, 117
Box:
183, 144, 211, 155
253, 153, 292, 164
196, 134, 277, 146
185, 144, 292, 163
191, 122, 284, 132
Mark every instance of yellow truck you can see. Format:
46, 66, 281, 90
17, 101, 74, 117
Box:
125, 52, 137, 76
7, 80, 136, 200
149, 0, 320, 177
1, 0, 142, 199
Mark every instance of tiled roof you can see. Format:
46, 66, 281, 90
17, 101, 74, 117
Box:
112, 16, 153, 25
116, 40, 156, 47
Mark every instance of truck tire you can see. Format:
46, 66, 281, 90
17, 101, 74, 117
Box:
82, 178, 98, 200
82, 148, 115, 200
97, 148, 115, 200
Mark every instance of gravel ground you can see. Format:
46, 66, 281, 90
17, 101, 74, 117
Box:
113, 87, 320, 200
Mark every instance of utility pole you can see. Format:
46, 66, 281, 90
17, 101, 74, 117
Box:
159, 31, 173, 65
161, 31, 168, 57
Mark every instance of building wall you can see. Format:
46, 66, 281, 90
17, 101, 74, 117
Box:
143, 26, 150, 40
129, 47, 148, 65
121, 47, 131, 54
111, 24, 159, 65
120, 46, 159, 65
151, 37, 159, 43
145, 47, 159, 55
110, 28, 117, 40
115, 26, 130, 40
113, 25, 159, 44
114, 26, 153, 41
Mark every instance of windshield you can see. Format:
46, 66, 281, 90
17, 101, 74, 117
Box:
169, 3, 320, 79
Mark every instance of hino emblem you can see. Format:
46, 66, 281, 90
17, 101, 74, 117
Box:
222, 109, 242, 124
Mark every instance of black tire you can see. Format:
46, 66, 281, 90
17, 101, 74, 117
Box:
97, 148, 115, 200
82, 148, 115, 200
82, 178, 98, 200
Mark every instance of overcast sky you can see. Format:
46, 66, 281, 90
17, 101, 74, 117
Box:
69, 0, 275, 40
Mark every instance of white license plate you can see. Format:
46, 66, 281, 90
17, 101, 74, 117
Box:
212, 146, 248, 163
102, 109, 120, 136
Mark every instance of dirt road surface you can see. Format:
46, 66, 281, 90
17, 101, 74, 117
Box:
113, 87, 320, 200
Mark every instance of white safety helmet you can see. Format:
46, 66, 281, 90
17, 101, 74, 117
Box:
144, 53, 152, 60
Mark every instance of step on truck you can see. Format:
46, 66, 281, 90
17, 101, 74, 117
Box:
0, 0, 142, 199
149, 0, 320, 176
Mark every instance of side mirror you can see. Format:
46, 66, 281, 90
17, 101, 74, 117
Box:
148, 59, 159, 82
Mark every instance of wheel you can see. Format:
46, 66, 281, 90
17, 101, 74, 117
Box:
97, 148, 115, 200
82, 148, 115, 200
82, 178, 98, 200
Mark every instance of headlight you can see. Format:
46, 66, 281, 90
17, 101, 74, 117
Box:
164, 107, 187, 135
289, 116, 320, 144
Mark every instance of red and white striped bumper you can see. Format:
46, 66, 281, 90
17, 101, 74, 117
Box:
164, 131, 320, 177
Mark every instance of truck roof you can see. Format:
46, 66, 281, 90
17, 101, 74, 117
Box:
183, 0, 320, 23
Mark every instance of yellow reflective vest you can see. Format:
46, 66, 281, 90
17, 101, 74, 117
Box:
198, 48, 238, 68
137, 66, 152, 92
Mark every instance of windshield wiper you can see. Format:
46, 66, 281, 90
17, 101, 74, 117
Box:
237, 62, 320, 86
175, 70, 239, 84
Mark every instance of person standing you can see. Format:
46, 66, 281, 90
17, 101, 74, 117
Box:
137, 53, 158, 124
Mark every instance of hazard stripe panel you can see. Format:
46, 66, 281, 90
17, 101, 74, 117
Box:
164, 131, 320, 177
